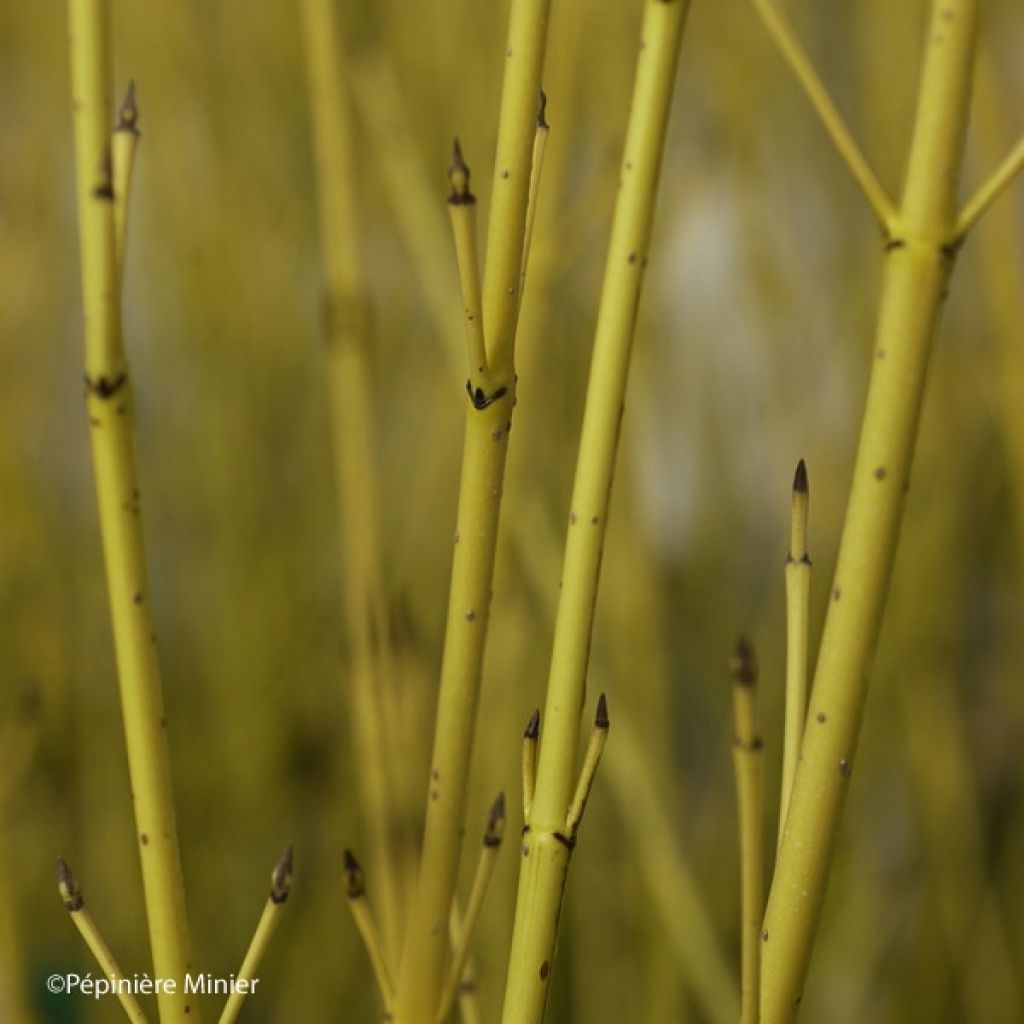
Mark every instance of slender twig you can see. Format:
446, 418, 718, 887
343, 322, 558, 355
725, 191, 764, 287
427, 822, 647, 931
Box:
956, 132, 1024, 239
778, 460, 810, 854
67, 4, 198, 1018
344, 849, 395, 1009
751, 0, 896, 228
565, 695, 610, 838
478, 2, 555, 375
520, 91, 550, 299
436, 795, 507, 1023
56, 859, 149, 1024
501, 2, 690, 1019
730, 641, 763, 1024
111, 78, 139, 285
521, 709, 540, 822
448, 141, 489, 386
217, 846, 293, 1024
762, 3, 982, 1019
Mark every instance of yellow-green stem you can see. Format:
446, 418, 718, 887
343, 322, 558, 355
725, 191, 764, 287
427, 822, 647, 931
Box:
522, 710, 540, 821
392, 1, 551, 1019
731, 642, 763, 1024
500, 2, 690, 1021
344, 850, 396, 1010
761, 3, 979, 1019
564, 695, 609, 837
448, 143, 489, 387
68, 3, 197, 1019
111, 79, 139, 286
778, 461, 809, 853
519, 96, 549, 301
393, 386, 514, 1022
479, 0, 553, 376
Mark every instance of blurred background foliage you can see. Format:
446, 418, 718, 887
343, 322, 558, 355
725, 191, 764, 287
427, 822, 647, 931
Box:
2, 0, 1024, 1021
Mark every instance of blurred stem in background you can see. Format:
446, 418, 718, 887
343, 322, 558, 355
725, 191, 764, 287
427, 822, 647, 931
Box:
392, 0, 553, 1019
605, 715, 738, 1022
300, 0, 404, 966
66, 1, 198, 1019
972, 48, 1024, 575
895, 485, 1022, 1022
501, 1, 690, 1020
0, 704, 38, 1024
755, 0, 1024, 1016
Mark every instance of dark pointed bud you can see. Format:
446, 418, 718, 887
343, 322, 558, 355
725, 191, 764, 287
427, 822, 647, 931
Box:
270, 843, 293, 904
524, 709, 540, 740
116, 79, 139, 134
595, 693, 609, 730
537, 89, 549, 129
56, 858, 84, 912
343, 848, 365, 899
793, 459, 808, 495
448, 138, 474, 204
731, 638, 757, 687
484, 792, 506, 847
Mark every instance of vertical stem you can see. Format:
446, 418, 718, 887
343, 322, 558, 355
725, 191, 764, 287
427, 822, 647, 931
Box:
480, 0, 554, 377
392, 2, 552, 1020
501, 2, 690, 1021
761, 3, 979, 1019
67, 3, 198, 1019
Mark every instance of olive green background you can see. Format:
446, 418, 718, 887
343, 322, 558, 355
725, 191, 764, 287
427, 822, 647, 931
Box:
2, 1, 1023, 1020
